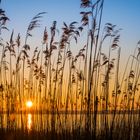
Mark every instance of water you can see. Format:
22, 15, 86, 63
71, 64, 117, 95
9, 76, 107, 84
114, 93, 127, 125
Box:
0, 113, 139, 132
0, 113, 85, 132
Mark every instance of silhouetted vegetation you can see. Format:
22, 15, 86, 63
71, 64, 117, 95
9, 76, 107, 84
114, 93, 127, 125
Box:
0, 0, 140, 139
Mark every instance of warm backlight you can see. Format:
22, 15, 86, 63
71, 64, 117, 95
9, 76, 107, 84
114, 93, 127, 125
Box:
26, 101, 33, 108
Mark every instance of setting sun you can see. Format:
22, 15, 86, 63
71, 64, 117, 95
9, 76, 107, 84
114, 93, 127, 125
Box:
0, 0, 140, 139
26, 101, 33, 108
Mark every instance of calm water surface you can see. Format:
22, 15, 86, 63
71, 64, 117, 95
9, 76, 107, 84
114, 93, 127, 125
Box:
0, 113, 139, 132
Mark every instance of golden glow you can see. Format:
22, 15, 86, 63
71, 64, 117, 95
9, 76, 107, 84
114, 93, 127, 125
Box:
26, 101, 33, 108
27, 113, 32, 131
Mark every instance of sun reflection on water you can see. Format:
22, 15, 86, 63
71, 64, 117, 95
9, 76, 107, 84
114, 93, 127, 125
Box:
27, 113, 32, 131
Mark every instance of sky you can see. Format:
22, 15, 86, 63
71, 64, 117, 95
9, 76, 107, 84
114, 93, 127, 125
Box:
1, 0, 140, 62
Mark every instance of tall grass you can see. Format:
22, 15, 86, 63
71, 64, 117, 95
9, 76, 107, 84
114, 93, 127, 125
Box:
0, 0, 140, 139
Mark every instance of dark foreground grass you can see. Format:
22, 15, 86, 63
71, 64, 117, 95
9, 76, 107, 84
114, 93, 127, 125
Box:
0, 128, 85, 140
0, 119, 140, 140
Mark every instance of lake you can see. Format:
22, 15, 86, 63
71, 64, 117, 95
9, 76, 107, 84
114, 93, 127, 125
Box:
0, 112, 139, 132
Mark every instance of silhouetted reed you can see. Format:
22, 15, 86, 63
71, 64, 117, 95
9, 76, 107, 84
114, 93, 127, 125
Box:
0, 0, 140, 139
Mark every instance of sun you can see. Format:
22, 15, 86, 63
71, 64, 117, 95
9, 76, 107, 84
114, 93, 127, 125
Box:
26, 101, 33, 108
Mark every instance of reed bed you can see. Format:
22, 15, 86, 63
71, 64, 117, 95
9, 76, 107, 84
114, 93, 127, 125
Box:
0, 0, 140, 139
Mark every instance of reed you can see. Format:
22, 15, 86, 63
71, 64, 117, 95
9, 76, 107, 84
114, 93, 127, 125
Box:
0, 0, 140, 140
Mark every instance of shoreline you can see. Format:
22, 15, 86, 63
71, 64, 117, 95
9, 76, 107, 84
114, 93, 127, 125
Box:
0, 110, 140, 114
